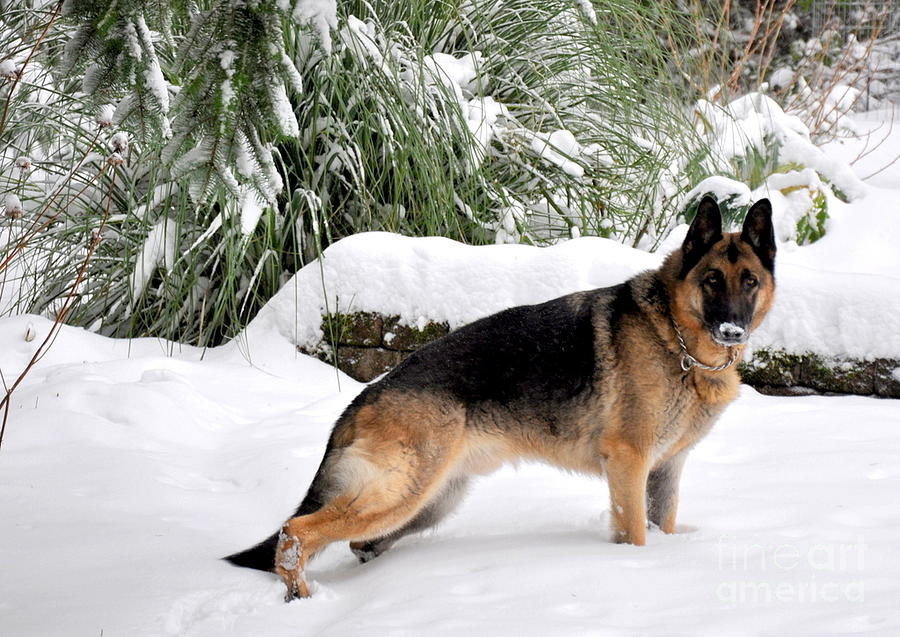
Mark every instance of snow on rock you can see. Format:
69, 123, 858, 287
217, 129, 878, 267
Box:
247, 181, 900, 361
243, 232, 659, 354
747, 263, 900, 360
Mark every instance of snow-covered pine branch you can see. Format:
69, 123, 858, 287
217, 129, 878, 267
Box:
59, 0, 335, 211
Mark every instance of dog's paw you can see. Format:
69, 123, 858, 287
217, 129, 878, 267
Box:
350, 540, 382, 564
276, 530, 310, 601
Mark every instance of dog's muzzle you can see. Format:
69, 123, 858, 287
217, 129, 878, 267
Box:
713, 322, 748, 346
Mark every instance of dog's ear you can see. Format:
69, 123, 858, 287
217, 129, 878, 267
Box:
680, 196, 723, 277
741, 198, 776, 272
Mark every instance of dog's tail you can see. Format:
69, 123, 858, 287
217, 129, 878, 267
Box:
223, 483, 330, 571
224, 532, 280, 571
223, 448, 337, 571
223, 397, 369, 571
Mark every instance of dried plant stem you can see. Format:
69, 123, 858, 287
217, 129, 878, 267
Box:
0, 131, 105, 273
0, 1, 63, 138
0, 166, 117, 451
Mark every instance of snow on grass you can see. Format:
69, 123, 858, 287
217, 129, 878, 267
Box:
698, 92, 868, 201
128, 217, 178, 307
0, 316, 898, 636
340, 15, 386, 73
288, 0, 338, 54
530, 129, 586, 177
465, 96, 507, 169
423, 51, 482, 98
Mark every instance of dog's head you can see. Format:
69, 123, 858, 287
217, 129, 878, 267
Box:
672, 196, 776, 346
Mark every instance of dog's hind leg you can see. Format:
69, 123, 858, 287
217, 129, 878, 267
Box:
276, 398, 467, 600
277, 447, 463, 599
350, 476, 470, 563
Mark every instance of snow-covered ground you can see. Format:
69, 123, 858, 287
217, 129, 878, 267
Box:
0, 316, 898, 637
1, 107, 900, 636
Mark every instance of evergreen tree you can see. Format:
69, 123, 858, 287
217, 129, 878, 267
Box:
1, 0, 708, 345
59, 0, 337, 207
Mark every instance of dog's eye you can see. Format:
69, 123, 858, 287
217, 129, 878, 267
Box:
744, 276, 758, 289
704, 271, 722, 286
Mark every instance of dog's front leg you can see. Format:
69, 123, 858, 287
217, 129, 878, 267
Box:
647, 451, 688, 534
605, 445, 651, 545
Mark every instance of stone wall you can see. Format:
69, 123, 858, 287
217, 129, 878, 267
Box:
302, 312, 450, 381
305, 312, 900, 398
740, 350, 900, 397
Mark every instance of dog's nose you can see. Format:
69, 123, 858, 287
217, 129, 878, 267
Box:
718, 322, 745, 341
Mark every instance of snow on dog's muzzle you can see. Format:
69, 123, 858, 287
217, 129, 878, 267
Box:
714, 322, 747, 345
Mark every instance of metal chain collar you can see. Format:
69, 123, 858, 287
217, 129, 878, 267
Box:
671, 320, 738, 372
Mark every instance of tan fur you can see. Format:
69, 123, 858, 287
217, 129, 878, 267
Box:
276, 393, 467, 598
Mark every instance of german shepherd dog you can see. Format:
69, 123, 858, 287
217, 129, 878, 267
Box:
226, 196, 776, 600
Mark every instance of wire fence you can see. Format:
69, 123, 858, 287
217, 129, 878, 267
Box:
804, 1, 900, 107
806, 0, 900, 38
